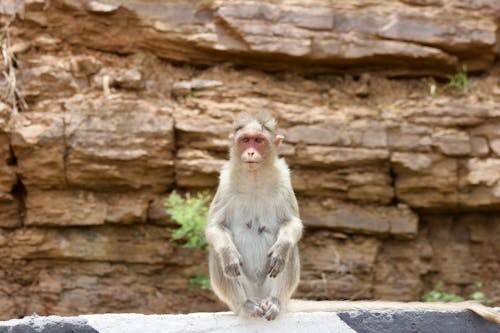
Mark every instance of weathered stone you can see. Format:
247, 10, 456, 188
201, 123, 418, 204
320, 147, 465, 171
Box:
431, 130, 471, 156
398, 99, 499, 127
296, 146, 389, 167
292, 168, 393, 204
391, 153, 457, 208
470, 137, 489, 157
458, 158, 500, 208
25, 190, 150, 226
285, 120, 386, 148
9, 112, 66, 189
490, 139, 500, 156
25, 190, 106, 227
174, 111, 231, 152
11, 0, 498, 74
172, 80, 223, 96
0, 129, 16, 194
373, 236, 433, 300
68, 55, 102, 78
298, 233, 381, 300
302, 202, 418, 238
64, 93, 175, 192
0, 195, 19, 228
175, 149, 224, 188
4, 226, 175, 264
147, 195, 175, 226
17, 55, 81, 103
104, 192, 149, 224
386, 124, 431, 152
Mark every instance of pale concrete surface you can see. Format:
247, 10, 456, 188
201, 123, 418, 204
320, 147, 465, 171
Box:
0, 311, 499, 333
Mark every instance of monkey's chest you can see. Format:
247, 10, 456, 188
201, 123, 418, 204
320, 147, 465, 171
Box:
228, 208, 279, 280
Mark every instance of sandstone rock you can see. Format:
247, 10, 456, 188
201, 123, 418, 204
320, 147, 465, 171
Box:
391, 153, 457, 209
147, 195, 175, 226
458, 158, 500, 208
68, 55, 102, 78
397, 99, 499, 127
302, 202, 418, 238
17, 55, 81, 103
431, 130, 471, 156
299, 233, 381, 300
373, 236, 433, 300
16, 0, 498, 75
386, 124, 432, 152
0, 196, 20, 228
9, 112, 66, 189
292, 168, 393, 204
25, 190, 106, 226
174, 111, 232, 152
285, 120, 386, 148
0, 131, 16, 194
172, 80, 223, 96
176, 157, 224, 188
64, 93, 175, 192
5, 225, 175, 264
104, 192, 149, 224
470, 137, 489, 157
296, 146, 389, 167
0, 259, 220, 319
490, 139, 500, 156
25, 190, 151, 226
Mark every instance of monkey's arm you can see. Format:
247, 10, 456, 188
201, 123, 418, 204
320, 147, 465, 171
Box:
205, 186, 242, 278
267, 186, 303, 278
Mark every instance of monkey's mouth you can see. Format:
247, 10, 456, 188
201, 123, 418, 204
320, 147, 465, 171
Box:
243, 161, 262, 170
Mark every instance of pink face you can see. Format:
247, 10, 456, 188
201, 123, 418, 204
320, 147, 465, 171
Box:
237, 132, 269, 169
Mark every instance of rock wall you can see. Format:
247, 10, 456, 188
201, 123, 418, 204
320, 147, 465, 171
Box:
0, 0, 499, 319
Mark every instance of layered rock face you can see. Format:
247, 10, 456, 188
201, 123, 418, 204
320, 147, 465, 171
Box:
1, 0, 500, 319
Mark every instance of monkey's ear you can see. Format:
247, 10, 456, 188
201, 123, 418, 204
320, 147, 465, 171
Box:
275, 135, 284, 148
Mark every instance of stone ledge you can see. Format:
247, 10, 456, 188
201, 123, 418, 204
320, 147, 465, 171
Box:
1, 310, 499, 333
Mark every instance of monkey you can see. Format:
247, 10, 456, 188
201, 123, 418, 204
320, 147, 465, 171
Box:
205, 111, 303, 321
205, 111, 500, 324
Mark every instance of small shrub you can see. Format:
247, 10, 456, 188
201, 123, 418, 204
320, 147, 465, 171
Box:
422, 281, 492, 304
164, 191, 211, 249
445, 65, 474, 93
188, 274, 211, 291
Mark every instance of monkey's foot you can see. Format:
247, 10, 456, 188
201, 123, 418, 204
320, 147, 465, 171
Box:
260, 297, 281, 321
240, 298, 265, 318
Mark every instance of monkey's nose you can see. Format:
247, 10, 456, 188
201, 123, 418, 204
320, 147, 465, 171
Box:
248, 152, 254, 157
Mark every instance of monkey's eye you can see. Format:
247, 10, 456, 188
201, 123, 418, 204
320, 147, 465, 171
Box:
241, 137, 250, 143
255, 137, 263, 143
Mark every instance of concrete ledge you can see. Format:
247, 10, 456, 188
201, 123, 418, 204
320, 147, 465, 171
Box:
1, 311, 499, 333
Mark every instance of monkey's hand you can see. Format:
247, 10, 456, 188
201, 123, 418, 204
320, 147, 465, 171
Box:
267, 241, 291, 278
220, 247, 243, 278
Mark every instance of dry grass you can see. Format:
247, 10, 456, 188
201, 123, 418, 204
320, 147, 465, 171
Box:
1, 19, 27, 114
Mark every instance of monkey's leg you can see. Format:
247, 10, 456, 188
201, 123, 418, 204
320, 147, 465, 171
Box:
209, 251, 265, 318
260, 248, 300, 321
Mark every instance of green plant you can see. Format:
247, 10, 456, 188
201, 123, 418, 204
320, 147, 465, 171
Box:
445, 65, 474, 93
422, 281, 492, 304
188, 274, 211, 291
429, 82, 437, 97
164, 191, 211, 249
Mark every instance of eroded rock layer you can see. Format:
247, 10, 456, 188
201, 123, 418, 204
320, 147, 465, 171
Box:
0, 0, 499, 319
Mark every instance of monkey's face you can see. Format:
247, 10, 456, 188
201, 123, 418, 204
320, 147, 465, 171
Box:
236, 131, 269, 170
231, 116, 283, 171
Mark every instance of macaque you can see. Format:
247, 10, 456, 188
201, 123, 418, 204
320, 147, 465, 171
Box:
205, 112, 500, 324
205, 111, 302, 320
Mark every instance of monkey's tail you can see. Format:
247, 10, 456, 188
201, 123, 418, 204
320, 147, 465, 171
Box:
287, 299, 500, 324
